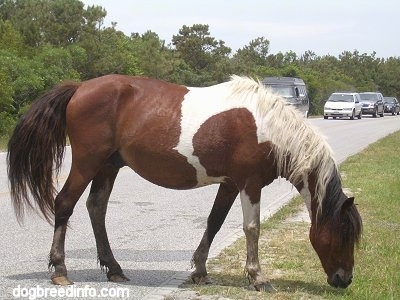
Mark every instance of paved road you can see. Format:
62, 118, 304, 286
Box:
1, 116, 399, 300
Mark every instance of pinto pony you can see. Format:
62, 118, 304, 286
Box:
7, 75, 362, 290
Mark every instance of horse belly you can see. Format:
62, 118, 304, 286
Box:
120, 147, 225, 190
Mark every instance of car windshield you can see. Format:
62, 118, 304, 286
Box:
269, 86, 294, 98
360, 93, 378, 101
328, 94, 354, 102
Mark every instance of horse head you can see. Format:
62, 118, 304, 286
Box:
305, 169, 362, 288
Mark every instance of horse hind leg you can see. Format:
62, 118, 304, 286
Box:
86, 153, 128, 282
49, 148, 118, 285
49, 166, 97, 285
191, 180, 238, 284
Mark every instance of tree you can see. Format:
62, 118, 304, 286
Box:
1, 0, 86, 46
82, 4, 107, 37
377, 57, 400, 98
1, 0, 108, 47
79, 27, 141, 78
172, 24, 231, 85
35, 45, 81, 86
232, 37, 270, 74
0, 52, 14, 112
0, 19, 23, 54
131, 31, 175, 80
299, 50, 318, 64
338, 50, 383, 91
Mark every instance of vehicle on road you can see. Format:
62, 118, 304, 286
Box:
262, 77, 310, 118
323, 92, 362, 120
359, 92, 385, 117
383, 96, 400, 115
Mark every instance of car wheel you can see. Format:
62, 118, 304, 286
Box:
350, 110, 355, 120
324, 116, 328, 119
380, 109, 384, 117
373, 108, 378, 117
358, 110, 362, 119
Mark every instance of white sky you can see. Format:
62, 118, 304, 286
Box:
82, 0, 400, 58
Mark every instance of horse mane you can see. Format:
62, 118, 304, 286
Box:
228, 75, 336, 210
227, 76, 363, 246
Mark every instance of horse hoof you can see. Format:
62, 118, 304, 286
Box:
51, 276, 73, 286
108, 273, 130, 282
191, 274, 211, 285
254, 281, 276, 292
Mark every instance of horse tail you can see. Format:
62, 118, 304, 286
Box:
7, 82, 80, 224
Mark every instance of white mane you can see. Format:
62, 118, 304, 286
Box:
228, 75, 337, 207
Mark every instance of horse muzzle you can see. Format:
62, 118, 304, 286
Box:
328, 269, 353, 288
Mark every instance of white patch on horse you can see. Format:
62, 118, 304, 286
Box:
240, 189, 260, 230
300, 174, 312, 219
174, 83, 260, 186
174, 76, 335, 197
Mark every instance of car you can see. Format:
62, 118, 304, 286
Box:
262, 77, 310, 118
383, 97, 400, 115
323, 92, 362, 120
359, 92, 385, 117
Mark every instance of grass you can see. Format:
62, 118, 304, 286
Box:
178, 131, 400, 299
0, 136, 8, 151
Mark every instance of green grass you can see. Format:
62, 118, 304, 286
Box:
0, 136, 8, 151
179, 131, 400, 299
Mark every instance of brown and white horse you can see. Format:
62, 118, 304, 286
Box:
7, 75, 362, 291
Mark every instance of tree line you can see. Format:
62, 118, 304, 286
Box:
1, 0, 400, 140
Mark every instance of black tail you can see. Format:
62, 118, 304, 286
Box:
7, 82, 80, 223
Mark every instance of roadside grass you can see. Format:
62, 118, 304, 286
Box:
179, 131, 400, 299
0, 136, 8, 151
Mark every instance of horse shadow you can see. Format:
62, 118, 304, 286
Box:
5, 247, 192, 287
5, 247, 345, 297
193, 273, 347, 298
6, 269, 189, 287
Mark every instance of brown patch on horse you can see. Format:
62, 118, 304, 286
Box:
65, 75, 200, 189
192, 108, 277, 191
95, 75, 199, 189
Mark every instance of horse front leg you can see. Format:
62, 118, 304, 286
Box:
240, 183, 275, 292
191, 181, 238, 284
86, 162, 128, 282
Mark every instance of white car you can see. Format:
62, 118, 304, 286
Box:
324, 92, 363, 120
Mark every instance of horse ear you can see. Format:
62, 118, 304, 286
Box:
342, 197, 354, 211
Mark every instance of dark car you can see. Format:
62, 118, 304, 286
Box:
262, 77, 310, 118
383, 97, 400, 115
359, 92, 385, 117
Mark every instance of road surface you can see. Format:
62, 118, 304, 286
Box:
0, 115, 399, 299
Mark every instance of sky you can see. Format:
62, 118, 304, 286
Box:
82, 0, 400, 58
